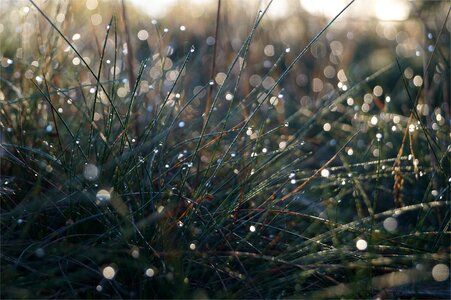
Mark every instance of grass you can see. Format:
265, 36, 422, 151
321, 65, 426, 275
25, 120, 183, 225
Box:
1, 0, 450, 298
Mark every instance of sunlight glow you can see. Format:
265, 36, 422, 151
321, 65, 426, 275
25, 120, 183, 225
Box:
129, 0, 178, 18
264, 0, 291, 19
375, 0, 410, 21
299, 0, 349, 18
128, 0, 411, 21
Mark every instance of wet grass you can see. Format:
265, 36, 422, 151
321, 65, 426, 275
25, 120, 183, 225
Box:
1, 0, 450, 298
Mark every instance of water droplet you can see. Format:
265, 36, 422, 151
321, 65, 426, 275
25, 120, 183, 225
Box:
177, 221, 184, 227
432, 264, 449, 282
190, 45, 195, 53
209, 80, 214, 86
383, 217, 397, 232
35, 248, 45, 258
131, 248, 140, 258
180, 25, 186, 31
321, 169, 330, 178
35, 76, 43, 84
45, 164, 53, 173
356, 239, 367, 251
376, 133, 383, 141
225, 93, 233, 101
145, 267, 155, 277
285, 48, 291, 53
206, 36, 215, 45
166, 272, 174, 281
96, 189, 111, 203
102, 266, 116, 280
370, 116, 378, 126
178, 121, 185, 128
249, 225, 256, 232
137, 29, 149, 40
279, 141, 287, 150
83, 164, 99, 181
96, 285, 103, 292
189, 243, 196, 250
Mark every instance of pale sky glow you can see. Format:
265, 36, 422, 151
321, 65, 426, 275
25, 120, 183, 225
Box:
374, 0, 410, 21
129, 0, 178, 19
128, 0, 411, 21
299, 0, 352, 18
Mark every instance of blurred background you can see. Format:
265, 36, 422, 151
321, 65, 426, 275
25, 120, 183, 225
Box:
1, 0, 449, 169
1, 0, 448, 116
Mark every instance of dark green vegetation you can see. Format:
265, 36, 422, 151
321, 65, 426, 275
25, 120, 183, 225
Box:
1, 0, 450, 298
